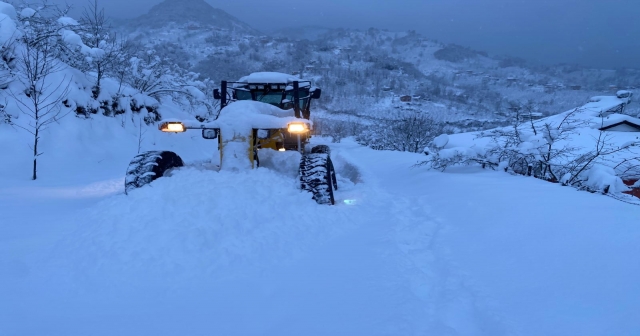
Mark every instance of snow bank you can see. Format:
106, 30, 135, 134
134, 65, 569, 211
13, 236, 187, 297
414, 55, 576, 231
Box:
580, 164, 628, 193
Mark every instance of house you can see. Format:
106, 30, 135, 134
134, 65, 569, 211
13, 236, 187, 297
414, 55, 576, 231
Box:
599, 115, 640, 132
588, 95, 630, 115
399, 95, 412, 102
569, 85, 582, 90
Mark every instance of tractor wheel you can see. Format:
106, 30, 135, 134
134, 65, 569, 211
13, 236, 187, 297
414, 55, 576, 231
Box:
311, 144, 331, 155
125, 151, 184, 194
311, 145, 337, 191
328, 158, 338, 191
300, 153, 336, 205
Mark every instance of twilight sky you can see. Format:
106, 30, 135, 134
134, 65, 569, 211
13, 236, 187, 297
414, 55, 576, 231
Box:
57, 0, 640, 69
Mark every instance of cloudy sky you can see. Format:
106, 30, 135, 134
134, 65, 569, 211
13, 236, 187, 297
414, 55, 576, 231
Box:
57, 0, 639, 69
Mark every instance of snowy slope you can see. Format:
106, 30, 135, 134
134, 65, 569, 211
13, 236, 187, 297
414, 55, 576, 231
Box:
2, 135, 640, 336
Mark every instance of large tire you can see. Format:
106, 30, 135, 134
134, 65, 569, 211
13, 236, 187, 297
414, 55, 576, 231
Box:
125, 151, 184, 194
311, 145, 337, 191
328, 158, 338, 191
311, 144, 331, 155
300, 153, 336, 205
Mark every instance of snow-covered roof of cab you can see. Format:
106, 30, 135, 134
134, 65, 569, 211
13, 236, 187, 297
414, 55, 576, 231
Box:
237, 72, 307, 84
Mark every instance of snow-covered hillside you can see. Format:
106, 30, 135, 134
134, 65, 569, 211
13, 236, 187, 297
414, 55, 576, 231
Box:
116, 0, 640, 134
428, 92, 640, 200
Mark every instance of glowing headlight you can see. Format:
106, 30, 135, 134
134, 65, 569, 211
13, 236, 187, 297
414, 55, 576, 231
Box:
160, 122, 186, 132
287, 122, 309, 133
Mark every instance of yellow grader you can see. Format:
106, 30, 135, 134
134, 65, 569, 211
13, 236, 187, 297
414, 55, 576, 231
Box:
124, 72, 337, 204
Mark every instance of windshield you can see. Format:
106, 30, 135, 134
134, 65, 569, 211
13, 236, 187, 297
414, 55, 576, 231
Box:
235, 89, 284, 106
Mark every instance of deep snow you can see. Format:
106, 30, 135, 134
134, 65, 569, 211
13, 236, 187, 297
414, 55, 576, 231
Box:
1, 133, 639, 336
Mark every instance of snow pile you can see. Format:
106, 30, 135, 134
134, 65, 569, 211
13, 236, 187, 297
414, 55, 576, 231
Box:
432, 133, 449, 148
578, 164, 628, 193
19, 7, 35, 18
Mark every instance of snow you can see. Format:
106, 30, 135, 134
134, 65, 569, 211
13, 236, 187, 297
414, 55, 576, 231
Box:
2, 136, 640, 336
436, 94, 640, 187
584, 95, 628, 113
0, 1, 16, 19
57, 16, 79, 26
600, 114, 640, 129
163, 100, 310, 170
60, 29, 86, 49
433, 133, 449, 148
237, 71, 305, 84
0, 12, 18, 44
1, 4, 640, 334
19, 7, 35, 18
174, 100, 304, 133
581, 164, 628, 193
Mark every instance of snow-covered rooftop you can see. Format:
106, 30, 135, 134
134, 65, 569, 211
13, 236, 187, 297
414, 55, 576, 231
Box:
584, 95, 629, 114
599, 114, 640, 130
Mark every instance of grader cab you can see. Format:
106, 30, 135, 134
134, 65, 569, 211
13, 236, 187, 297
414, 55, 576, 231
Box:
124, 72, 337, 205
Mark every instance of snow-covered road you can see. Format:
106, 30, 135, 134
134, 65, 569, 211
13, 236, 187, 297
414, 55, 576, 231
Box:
1, 139, 639, 336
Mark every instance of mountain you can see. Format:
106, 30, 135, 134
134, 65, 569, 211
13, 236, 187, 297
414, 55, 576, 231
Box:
127, 0, 258, 34
114, 1, 640, 135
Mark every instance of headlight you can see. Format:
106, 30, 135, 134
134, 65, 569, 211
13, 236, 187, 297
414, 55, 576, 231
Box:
159, 122, 186, 132
287, 122, 309, 133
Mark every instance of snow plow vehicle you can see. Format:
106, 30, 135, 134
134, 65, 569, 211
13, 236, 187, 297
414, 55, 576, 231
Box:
124, 72, 338, 205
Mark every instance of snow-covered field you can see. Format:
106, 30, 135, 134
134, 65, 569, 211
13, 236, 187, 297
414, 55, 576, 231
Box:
2, 124, 639, 335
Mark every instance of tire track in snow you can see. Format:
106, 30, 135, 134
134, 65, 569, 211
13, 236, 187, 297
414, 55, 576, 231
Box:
339, 144, 512, 335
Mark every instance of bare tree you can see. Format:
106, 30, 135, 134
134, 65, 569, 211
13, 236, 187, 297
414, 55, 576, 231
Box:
9, 39, 71, 180
136, 116, 146, 154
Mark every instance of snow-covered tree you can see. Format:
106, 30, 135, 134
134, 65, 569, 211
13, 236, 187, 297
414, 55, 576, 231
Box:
76, 0, 129, 99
